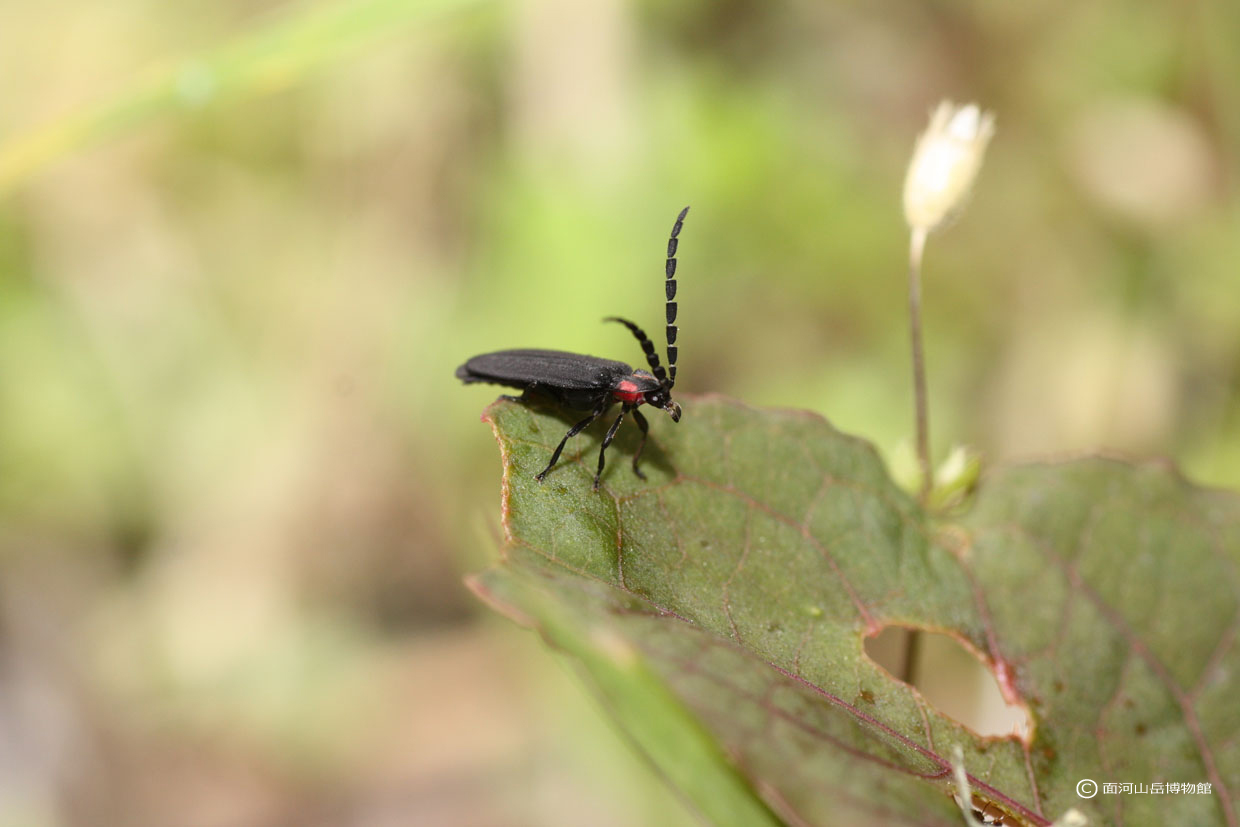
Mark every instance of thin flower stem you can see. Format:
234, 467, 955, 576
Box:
899, 626, 920, 685
908, 227, 932, 502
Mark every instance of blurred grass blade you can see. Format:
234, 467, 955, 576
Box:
468, 567, 783, 827
0, 0, 489, 196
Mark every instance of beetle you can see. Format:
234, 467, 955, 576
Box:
456, 206, 689, 491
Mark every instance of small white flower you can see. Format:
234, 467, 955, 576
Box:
903, 101, 995, 233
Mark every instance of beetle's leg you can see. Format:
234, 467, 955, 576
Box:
594, 405, 630, 491
536, 401, 604, 483
630, 408, 649, 480
501, 382, 539, 403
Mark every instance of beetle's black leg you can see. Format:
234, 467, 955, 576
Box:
501, 382, 540, 403
593, 405, 630, 491
536, 401, 605, 483
630, 408, 649, 479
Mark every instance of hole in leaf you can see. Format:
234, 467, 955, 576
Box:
967, 793, 1026, 826
864, 626, 1033, 741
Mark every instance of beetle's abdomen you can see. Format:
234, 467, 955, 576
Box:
457, 350, 632, 389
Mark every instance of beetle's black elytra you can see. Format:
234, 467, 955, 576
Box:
457, 206, 689, 490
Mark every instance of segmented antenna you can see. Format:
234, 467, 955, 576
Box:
665, 206, 688, 388
604, 206, 689, 389
604, 316, 666, 385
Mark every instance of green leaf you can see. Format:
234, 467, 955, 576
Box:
470, 396, 1240, 827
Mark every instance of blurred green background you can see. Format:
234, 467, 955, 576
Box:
0, 0, 1237, 824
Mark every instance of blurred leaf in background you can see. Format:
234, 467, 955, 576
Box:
0, 0, 1237, 824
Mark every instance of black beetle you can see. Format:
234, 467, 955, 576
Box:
457, 206, 688, 490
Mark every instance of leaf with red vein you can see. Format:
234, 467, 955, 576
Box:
469, 396, 1240, 827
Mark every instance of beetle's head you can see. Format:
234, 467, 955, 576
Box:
643, 386, 681, 422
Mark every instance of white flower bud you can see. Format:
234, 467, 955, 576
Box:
903, 101, 995, 233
